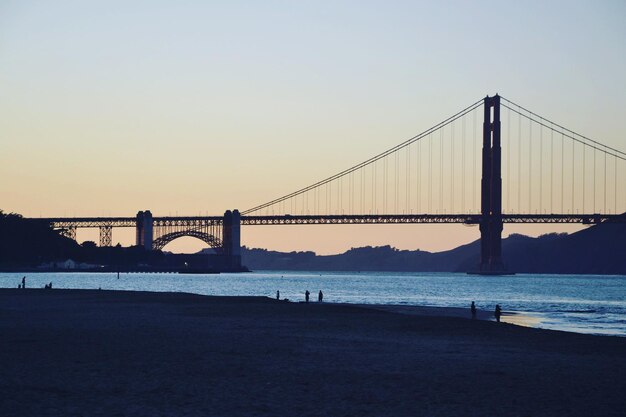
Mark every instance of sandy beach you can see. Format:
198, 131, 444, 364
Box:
1, 289, 625, 416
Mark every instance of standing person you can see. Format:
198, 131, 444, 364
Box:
494, 304, 502, 323
471, 301, 477, 319
305, 290, 310, 303
21, 276, 26, 289
318, 290, 323, 303
276, 290, 280, 300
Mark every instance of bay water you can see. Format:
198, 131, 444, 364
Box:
2, 271, 625, 337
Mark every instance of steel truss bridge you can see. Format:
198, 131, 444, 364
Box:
32, 94, 626, 273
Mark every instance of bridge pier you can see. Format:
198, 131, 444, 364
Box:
222, 209, 242, 270
135, 210, 154, 250
99, 224, 113, 247
477, 95, 507, 274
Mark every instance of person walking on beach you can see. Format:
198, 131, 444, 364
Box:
276, 290, 280, 300
471, 301, 477, 319
318, 290, 323, 302
21, 276, 26, 289
494, 304, 502, 322
305, 290, 310, 303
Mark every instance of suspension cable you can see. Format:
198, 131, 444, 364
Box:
243, 98, 483, 214
501, 96, 626, 157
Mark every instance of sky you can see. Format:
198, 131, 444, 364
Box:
1, 1, 625, 254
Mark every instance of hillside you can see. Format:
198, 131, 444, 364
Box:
241, 222, 626, 274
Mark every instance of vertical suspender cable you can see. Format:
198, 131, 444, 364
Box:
407, 145, 411, 213
361, 167, 364, 215
572, 141, 575, 213
550, 126, 554, 213
429, 133, 432, 213
561, 132, 564, 214
440, 127, 444, 213
415, 141, 420, 213
539, 118, 543, 213
518, 109, 522, 213
506, 108, 510, 212
615, 156, 618, 214
593, 147, 596, 213
602, 152, 604, 214
473, 108, 477, 212
338, 176, 342, 214
372, 161, 376, 214
529, 118, 532, 213
462, 116, 466, 212
383, 157, 387, 213
417, 141, 421, 213
451, 121, 455, 212
394, 152, 398, 213
582, 143, 587, 213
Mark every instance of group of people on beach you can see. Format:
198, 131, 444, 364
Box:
16, 276, 53, 290
471, 301, 503, 322
275, 290, 324, 303
276, 291, 503, 321
304, 290, 323, 303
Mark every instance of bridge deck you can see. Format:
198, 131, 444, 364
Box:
36, 213, 626, 228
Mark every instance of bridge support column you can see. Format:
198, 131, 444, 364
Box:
478, 95, 507, 274
99, 225, 113, 247
135, 210, 154, 250
222, 209, 242, 270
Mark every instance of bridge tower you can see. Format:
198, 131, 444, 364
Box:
222, 209, 242, 270
478, 95, 506, 274
135, 210, 153, 251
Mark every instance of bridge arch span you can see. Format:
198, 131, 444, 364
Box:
152, 230, 223, 252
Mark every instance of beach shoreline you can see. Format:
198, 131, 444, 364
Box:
1, 288, 625, 416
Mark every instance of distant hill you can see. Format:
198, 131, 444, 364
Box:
241, 222, 626, 274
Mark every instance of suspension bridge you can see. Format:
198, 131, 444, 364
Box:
36, 95, 626, 273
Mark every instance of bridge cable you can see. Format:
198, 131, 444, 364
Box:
506, 108, 510, 212
561, 131, 564, 214
473, 109, 477, 212
549, 124, 553, 213
440, 126, 443, 213
517, 107, 522, 213
529, 118, 532, 213
501, 96, 626, 158
502, 103, 626, 161
242, 98, 483, 214
462, 115, 466, 212
539, 118, 543, 213
451, 120, 455, 213
428, 132, 432, 213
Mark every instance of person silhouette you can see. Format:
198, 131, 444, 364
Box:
318, 290, 323, 302
276, 290, 280, 300
305, 290, 310, 303
471, 301, 477, 319
21, 276, 26, 289
494, 304, 502, 322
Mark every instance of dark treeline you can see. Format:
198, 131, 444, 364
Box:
0, 211, 163, 268
242, 221, 626, 275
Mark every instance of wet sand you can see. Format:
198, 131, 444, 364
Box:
1, 289, 625, 416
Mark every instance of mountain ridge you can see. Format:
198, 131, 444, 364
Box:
240, 222, 626, 274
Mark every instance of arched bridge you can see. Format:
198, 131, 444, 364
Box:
152, 230, 222, 251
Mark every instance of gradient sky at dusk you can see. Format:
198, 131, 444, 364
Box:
1, 1, 625, 254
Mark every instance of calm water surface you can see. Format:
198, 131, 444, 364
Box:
2, 271, 625, 336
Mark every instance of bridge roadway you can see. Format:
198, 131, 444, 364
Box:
38, 213, 626, 228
